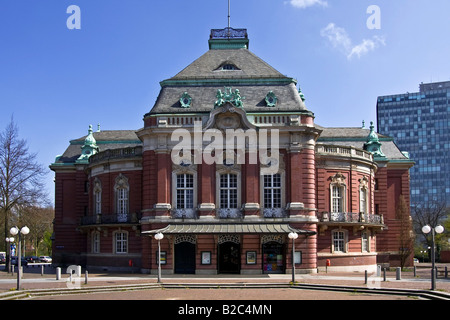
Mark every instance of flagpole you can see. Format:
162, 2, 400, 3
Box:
228, 0, 231, 29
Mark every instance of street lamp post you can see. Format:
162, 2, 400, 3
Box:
10, 226, 30, 291
288, 232, 298, 283
420, 250, 428, 263
154, 232, 164, 284
422, 224, 444, 290
5, 237, 14, 273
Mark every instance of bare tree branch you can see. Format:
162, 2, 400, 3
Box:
0, 116, 49, 252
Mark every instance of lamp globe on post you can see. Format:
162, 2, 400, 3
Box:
288, 232, 298, 284
154, 232, 164, 284
5, 237, 14, 273
435, 225, 444, 234
21, 226, 30, 236
10, 226, 30, 291
422, 224, 445, 290
10, 227, 18, 236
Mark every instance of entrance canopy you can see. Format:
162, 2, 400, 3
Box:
142, 223, 316, 236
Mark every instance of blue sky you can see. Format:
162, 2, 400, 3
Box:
1, 0, 449, 203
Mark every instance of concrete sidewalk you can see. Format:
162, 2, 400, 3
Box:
1, 263, 449, 294
0, 265, 450, 300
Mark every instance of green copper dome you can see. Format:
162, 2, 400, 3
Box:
76, 125, 99, 163
364, 122, 385, 159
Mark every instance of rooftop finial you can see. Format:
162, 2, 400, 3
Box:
364, 121, 386, 159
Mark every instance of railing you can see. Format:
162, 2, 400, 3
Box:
253, 115, 290, 126
217, 208, 243, 219
316, 145, 373, 161
263, 208, 288, 218
89, 146, 143, 164
319, 212, 384, 225
210, 28, 248, 39
171, 209, 198, 219
81, 213, 141, 226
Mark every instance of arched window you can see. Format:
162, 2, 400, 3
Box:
114, 174, 129, 222
359, 176, 370, 214
93, 178, 102, 215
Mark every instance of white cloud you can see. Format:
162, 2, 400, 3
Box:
320, 23, 385, 60
288, 0, 328, 9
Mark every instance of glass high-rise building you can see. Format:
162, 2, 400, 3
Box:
377, 81, 450, 206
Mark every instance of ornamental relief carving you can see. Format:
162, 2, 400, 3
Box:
330, 172, 346, 186
359, 176, 369, 189
174, 235, 197, 245
216, 113, 241, 130
218, 234, 240, 244
261, 234, 285, 244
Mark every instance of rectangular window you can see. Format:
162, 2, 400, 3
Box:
220, 174, 238, 209
362, 232, 369, 252
360, 188, 367, 214
331, 185, 344, 212
176, 174, 194, 209
115, 232, 128, 254
117, 188, 128, 214
95, 191, 101, 215
92, 232, 100, 254
263, 174, 282, 208
333, 231, 345, 253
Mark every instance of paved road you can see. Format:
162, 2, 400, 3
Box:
1, 263, 449, 303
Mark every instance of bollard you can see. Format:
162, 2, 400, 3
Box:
41, 265, 44, 276
56, 267, 61, 280
383, 268, 387, 282
413, 266, 416, 277
396, 267, 401, 280
445, 266, 448, 279
85, 270, 89, 285
377, 265, 381, 277
76, 265, 82, 277
364, 270, 368, 284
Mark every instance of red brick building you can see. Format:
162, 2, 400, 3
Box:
50, 28, 414, 274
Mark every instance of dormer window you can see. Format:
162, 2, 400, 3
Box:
222, 64, 237, 70
215, 62, 240, 72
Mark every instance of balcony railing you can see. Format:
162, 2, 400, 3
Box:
81, 213, 141, 226
171, 208, 198, 219
263, 208, 288, 218
217, 208, 243, 219
319, 212, 384, 225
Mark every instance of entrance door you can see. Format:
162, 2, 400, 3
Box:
262, 242, 285, 274
175, 242, 196, 274
218, 242, 240, 274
